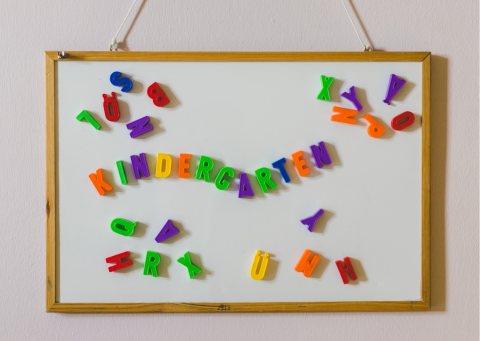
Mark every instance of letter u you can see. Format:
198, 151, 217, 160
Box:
250, 250, 269, 280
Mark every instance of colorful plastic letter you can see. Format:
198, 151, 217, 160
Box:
215, 167, 234, 190
106, 251, 132, 272
317, 75, 334, 101
116, 161, 128, 185
301, 208, 324, 232
110, 71, 133, 92
155, 220, 180, 243
238, 173, 255, 198
147, 82, 170, 107
250, 250, 269, 280
341, 86, 363, 111
143, 251, 161, 277
391, 111, 415, 130
292, 151, 311, 176
254, 168, 277, 193
156, 153, 172, 178
111, 218, 137, 236
177, 252, 202, 279
88, 169, 113, 195
179, 154, 191, 178
331, 106, 357, 124
272, 158, 290, 183
76, 110, 101, 130
364, 114, 386, 138
310, 142, 331, 168
295, 249, 320, 278
383, 74, 406, 105
102, 92, 120, 122
126, 116, 153, 138
335, 257, 358, 284
195, 156, 214, 182
130, 153, 150, 179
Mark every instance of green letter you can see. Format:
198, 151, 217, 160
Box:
143, 251, 161, 277
255, 167, 278, 193
110, 218, 136, 236
215, 167, 234, 190
317, 75, 334, 101
195, 156, 214, 182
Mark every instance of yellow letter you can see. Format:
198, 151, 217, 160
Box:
155, 153, 172, 178
250, 250, 269, 280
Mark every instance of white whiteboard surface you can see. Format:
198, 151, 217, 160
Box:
56, 61, 422, 303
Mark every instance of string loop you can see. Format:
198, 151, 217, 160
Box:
339, 0, 373, 52
109, 0, 139, 51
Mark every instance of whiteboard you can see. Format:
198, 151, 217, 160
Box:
55, 59, 423, 304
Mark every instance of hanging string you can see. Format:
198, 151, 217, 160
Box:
109, 0, 139, 51
339, 0, 373, 52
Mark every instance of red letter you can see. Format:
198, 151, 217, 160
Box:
292, 151, 310, 176
295, 250, 320, 278
179, 154, 191, 178
391, 111, 415, 131
102, 92, 120, 122
106, 251, 133, 272
335, 257, 357, 284
147, 82, 170, 107
331, 106, 357, 124
89, 169, 113, 196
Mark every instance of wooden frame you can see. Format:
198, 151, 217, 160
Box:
46, 51, 431, 313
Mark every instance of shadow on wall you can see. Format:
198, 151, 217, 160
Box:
430, 55, 448, 312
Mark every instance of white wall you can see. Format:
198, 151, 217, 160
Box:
0, 0, 477, 340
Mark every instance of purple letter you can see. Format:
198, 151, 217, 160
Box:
301, 209, 324, 232
130, 153, 149, 179
238, 173, 255, 198
341, 86, 363, 111
310, 142, 331, 168
383, 74, 406, 105
155, 220, 180, 243
126, 116, 153, 138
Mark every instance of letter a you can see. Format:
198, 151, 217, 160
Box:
317, 75, 334, 101
383, 74, 406, 105
238, 173, 255, 198
155, 220, 180, 243
295, 250, 320, 278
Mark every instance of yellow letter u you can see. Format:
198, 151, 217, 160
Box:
250, 250, 269, 280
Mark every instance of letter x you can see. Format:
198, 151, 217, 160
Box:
317, 75, 334, 101
177, 252, 202, 279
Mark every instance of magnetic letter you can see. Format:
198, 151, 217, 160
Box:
364, 114, 386, 138
255, 168, 277, 193
147, 82, 170, 107
215, 167, 234, 190
317, 75, 334, 101
391, 111, 415, 131
238, 173, 255, 198
106, 251, 132, 272
331, 106, 357, 124
195, 156, 214, 182
156, 153, 172, 178
116, 161, 128, 185
102, 92, 120, 122
301, 209, 324, 232
292, 151, 310, 176
177, 252, 202, 279
295, 249, 320, 278
76, 110, 101, 130
89, 168, 113, 196
272, 158, 290, 183
126, 116, 153, 138
155, 220, 180, 243
111, 218, 137, 236
130, 153, 150, 179
143, 251, 161, 277
179, 154, 191, 178
310, 142, 331, 168
383, 74, 406, 105
250, 250, 269, 280
341, 86, 363, 111
335, 257, 358, 284
110, 71, 133, 92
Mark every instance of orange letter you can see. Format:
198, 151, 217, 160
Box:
294, 249, 320, 278
331, 106, 357, 124
89, 169, 113, 196
179, 154, 191, 178
364, 114, 386, 138
292, 151, 310, 176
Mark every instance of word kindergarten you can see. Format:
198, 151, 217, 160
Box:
88, 140, 333, 198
